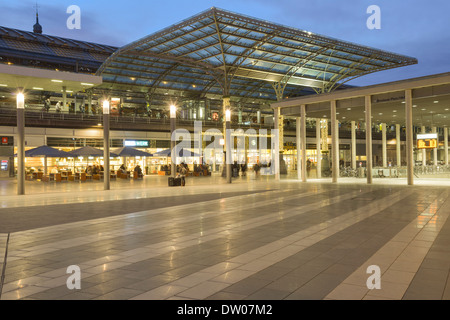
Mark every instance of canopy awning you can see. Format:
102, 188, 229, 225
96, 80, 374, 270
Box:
96, 7, 417, 102
69, 146, 118, 157
111, 146, 153, 157
15, 145, 73, 158
153, 148, 201, 157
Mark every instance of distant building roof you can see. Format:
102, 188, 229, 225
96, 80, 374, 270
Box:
0, 25, 117, 74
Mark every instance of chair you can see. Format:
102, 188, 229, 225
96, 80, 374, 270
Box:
133, 171, 143, 180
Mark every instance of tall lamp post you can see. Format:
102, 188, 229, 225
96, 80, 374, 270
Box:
103, 100, 110, 191
17, 91, 25, 195
170, 105, 177, 177
225, 109, 232, 184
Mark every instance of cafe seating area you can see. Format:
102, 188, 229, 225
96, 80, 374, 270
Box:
25, 169, 122, 183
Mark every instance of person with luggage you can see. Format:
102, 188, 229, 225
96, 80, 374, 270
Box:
179, 163, 187, 186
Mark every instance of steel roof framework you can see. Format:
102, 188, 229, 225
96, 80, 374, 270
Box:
96, 7, 418, 108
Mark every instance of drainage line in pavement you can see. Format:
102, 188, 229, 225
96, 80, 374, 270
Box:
0, 233, 10, 300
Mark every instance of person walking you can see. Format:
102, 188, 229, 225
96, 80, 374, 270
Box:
254, 162, 260, 177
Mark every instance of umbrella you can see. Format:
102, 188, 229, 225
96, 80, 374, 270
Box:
15, 145, 73, 176
111, 146, 153, 157
15, 145, 72, 158
153, 148, 201, 157
69, 146, 118, 157
69, 146, 119, 172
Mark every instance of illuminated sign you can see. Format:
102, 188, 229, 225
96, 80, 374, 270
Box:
124, 140, 149, 147
1, 160, 7, 171
1, 136, 13, 146
417, 133, 438, 149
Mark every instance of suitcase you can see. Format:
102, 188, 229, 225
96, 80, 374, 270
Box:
168, 177, 182, 187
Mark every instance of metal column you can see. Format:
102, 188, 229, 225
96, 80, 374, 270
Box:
226, 116, 232, 184
445, 127, 449, 166
396, 124, 401, 167
421, 126, 426, 166
170, 116, 176, 178
274, 108, 280, 181
296, 117, 301, 181
300, 105, 307, 182
331, 100, 338, 183
432, 127, 438, 166
405, 89, 414, 186
16, 92, 25, 195
103, 101, 110, 191
382, 123, 387, 167
316, 119, 322, 179
365, 96, 373, 184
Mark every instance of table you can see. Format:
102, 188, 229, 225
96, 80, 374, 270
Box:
75, 172, 86, 182
50, 173, 61, 182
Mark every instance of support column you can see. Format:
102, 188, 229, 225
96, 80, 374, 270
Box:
170, 105, 177, 178
351, 120, 357, 170
16, 91, 25, 195
87, 90, 92, 115
103, 100, 110, 191
405, 89, 414, 186
422, 126, 427, 166
396, 124, 401, 167
382, 123, 387, 167
432, 127, 438, 166
300, 105, 307, 182
222, 96, 230, 178
222, 97, 230, 139
274, 108, 280, 180
365, 96, 373, 184
316, 119, 322, 179
225, 110, 232, 184
331, 100, 338, 183
296, 117, 301, 181
62, 86, 67, 113
336, 119, 340, 175
445, 127, 449, 165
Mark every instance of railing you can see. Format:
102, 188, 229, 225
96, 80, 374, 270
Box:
338, 165, 450, 179
413, 165, 450, 176
0, 106, 273, 129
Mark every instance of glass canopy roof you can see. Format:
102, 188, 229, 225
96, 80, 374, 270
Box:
97, 7, 418, 104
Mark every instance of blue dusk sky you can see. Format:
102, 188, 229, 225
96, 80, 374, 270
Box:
1, 0, 449, 87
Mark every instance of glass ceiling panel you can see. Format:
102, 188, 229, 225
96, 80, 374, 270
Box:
96, 7, 417, 100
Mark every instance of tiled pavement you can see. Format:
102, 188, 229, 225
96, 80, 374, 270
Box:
1, 175, 450, 300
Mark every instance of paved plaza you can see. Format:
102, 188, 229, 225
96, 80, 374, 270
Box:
0, 174, 450, 300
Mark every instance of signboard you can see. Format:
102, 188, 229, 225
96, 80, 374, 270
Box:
124, 140, 149, 147
110, 98, 120, 115
1, 136, 13, 146
417, 133, 438, 149
1, 160, 8, 171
